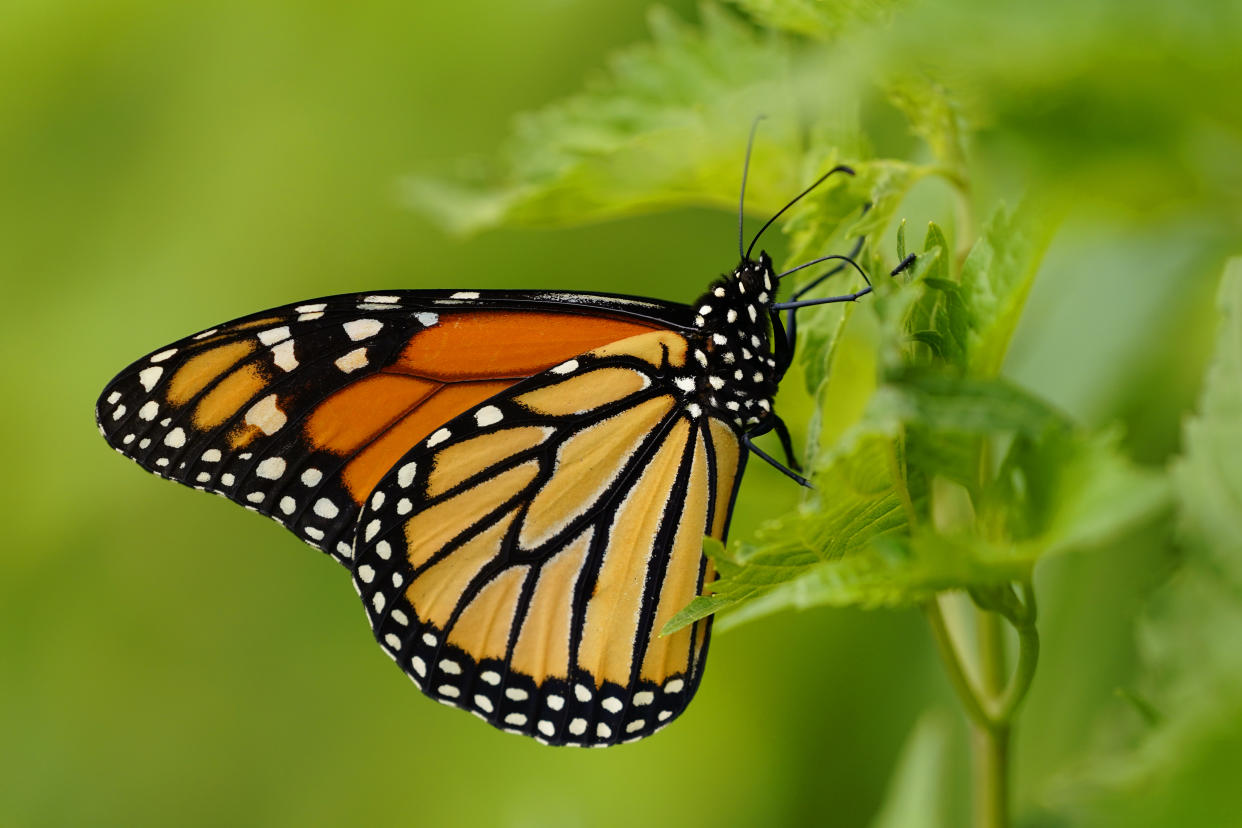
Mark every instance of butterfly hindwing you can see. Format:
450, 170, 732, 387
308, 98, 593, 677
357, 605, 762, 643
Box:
352, 328, 747, 746
96, 290, 687, 564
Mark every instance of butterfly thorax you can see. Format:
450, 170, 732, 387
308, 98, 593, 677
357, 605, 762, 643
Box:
684, 252, 780, 431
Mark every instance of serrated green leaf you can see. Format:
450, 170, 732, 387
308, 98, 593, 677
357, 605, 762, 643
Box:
957, 202, 1058, 376
405, 5, 862, 235
882, 73, 969, 183
1065, 261, 1242, 827
1172, 258, 1242, 564
726, 0, 904, 40
923, 223, 950, 279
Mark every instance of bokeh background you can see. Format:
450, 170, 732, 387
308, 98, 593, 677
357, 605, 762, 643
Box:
2, 1, 1238, 826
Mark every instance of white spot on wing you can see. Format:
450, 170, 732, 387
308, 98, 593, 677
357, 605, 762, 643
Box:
415, 312, 438, 326
427, 428, 451, 448
475, 406, 502, 427
138, 401, 159, 421
150, 349, 177, 363
313, 498, 339, 519
271, 340, 298, 371
258, 326, 290, 345
163, 428, 186, 448
450, 291, 480, 299
244, 395, 286, 435
551, 359, 578, 375
256, 457, 286, 479
343, 319, 383, 341
138, 367, 163, 392
334, 347, 368, 373
397, 462, 417, 488
301, 468, 322, 486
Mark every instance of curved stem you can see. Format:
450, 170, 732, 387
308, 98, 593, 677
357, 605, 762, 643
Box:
923, 598, 991, 729
995, 584, 1040, 721
924, 581, 1040, 828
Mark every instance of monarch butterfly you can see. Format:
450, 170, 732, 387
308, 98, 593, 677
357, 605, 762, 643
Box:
96, 132, 906, 747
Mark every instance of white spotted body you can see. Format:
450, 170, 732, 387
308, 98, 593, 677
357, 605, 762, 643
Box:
682, 252, 782, 430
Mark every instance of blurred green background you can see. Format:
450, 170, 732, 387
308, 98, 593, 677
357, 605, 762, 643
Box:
2, 1, 1237, 826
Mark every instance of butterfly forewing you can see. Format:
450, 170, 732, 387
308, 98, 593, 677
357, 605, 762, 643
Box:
96, 290, 685, 564
352, 329, 747, 745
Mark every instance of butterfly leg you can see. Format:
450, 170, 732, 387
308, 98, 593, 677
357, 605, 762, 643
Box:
744, 433, 811, 488
771, 416, 800, 471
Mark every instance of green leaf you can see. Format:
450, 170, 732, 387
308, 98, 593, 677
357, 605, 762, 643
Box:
956, 202, 1058, 376
725, 0, 904, 41
404, 5, 862, 235
882, 73, 969, 182
868, 711, 955, 828
1173, 258, 1242, 565
669, 231, 1170, 630
1065, 260, 1242, 827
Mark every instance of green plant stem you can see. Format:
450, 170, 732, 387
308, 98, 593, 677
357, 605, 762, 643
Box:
973, 608, 1010, 828
923, 598, 990, 728
972, 719, 1010, 828
924, 582, 1039, 828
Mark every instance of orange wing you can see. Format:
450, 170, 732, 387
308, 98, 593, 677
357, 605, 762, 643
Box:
352, 329, 747, 746
97, 291, 679, 564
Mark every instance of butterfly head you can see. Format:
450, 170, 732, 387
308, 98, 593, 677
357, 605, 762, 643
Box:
688, 251, 782, 431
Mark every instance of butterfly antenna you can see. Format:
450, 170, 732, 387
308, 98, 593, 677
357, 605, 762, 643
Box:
738, 115, 767, 260
747, 164, 855, 262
